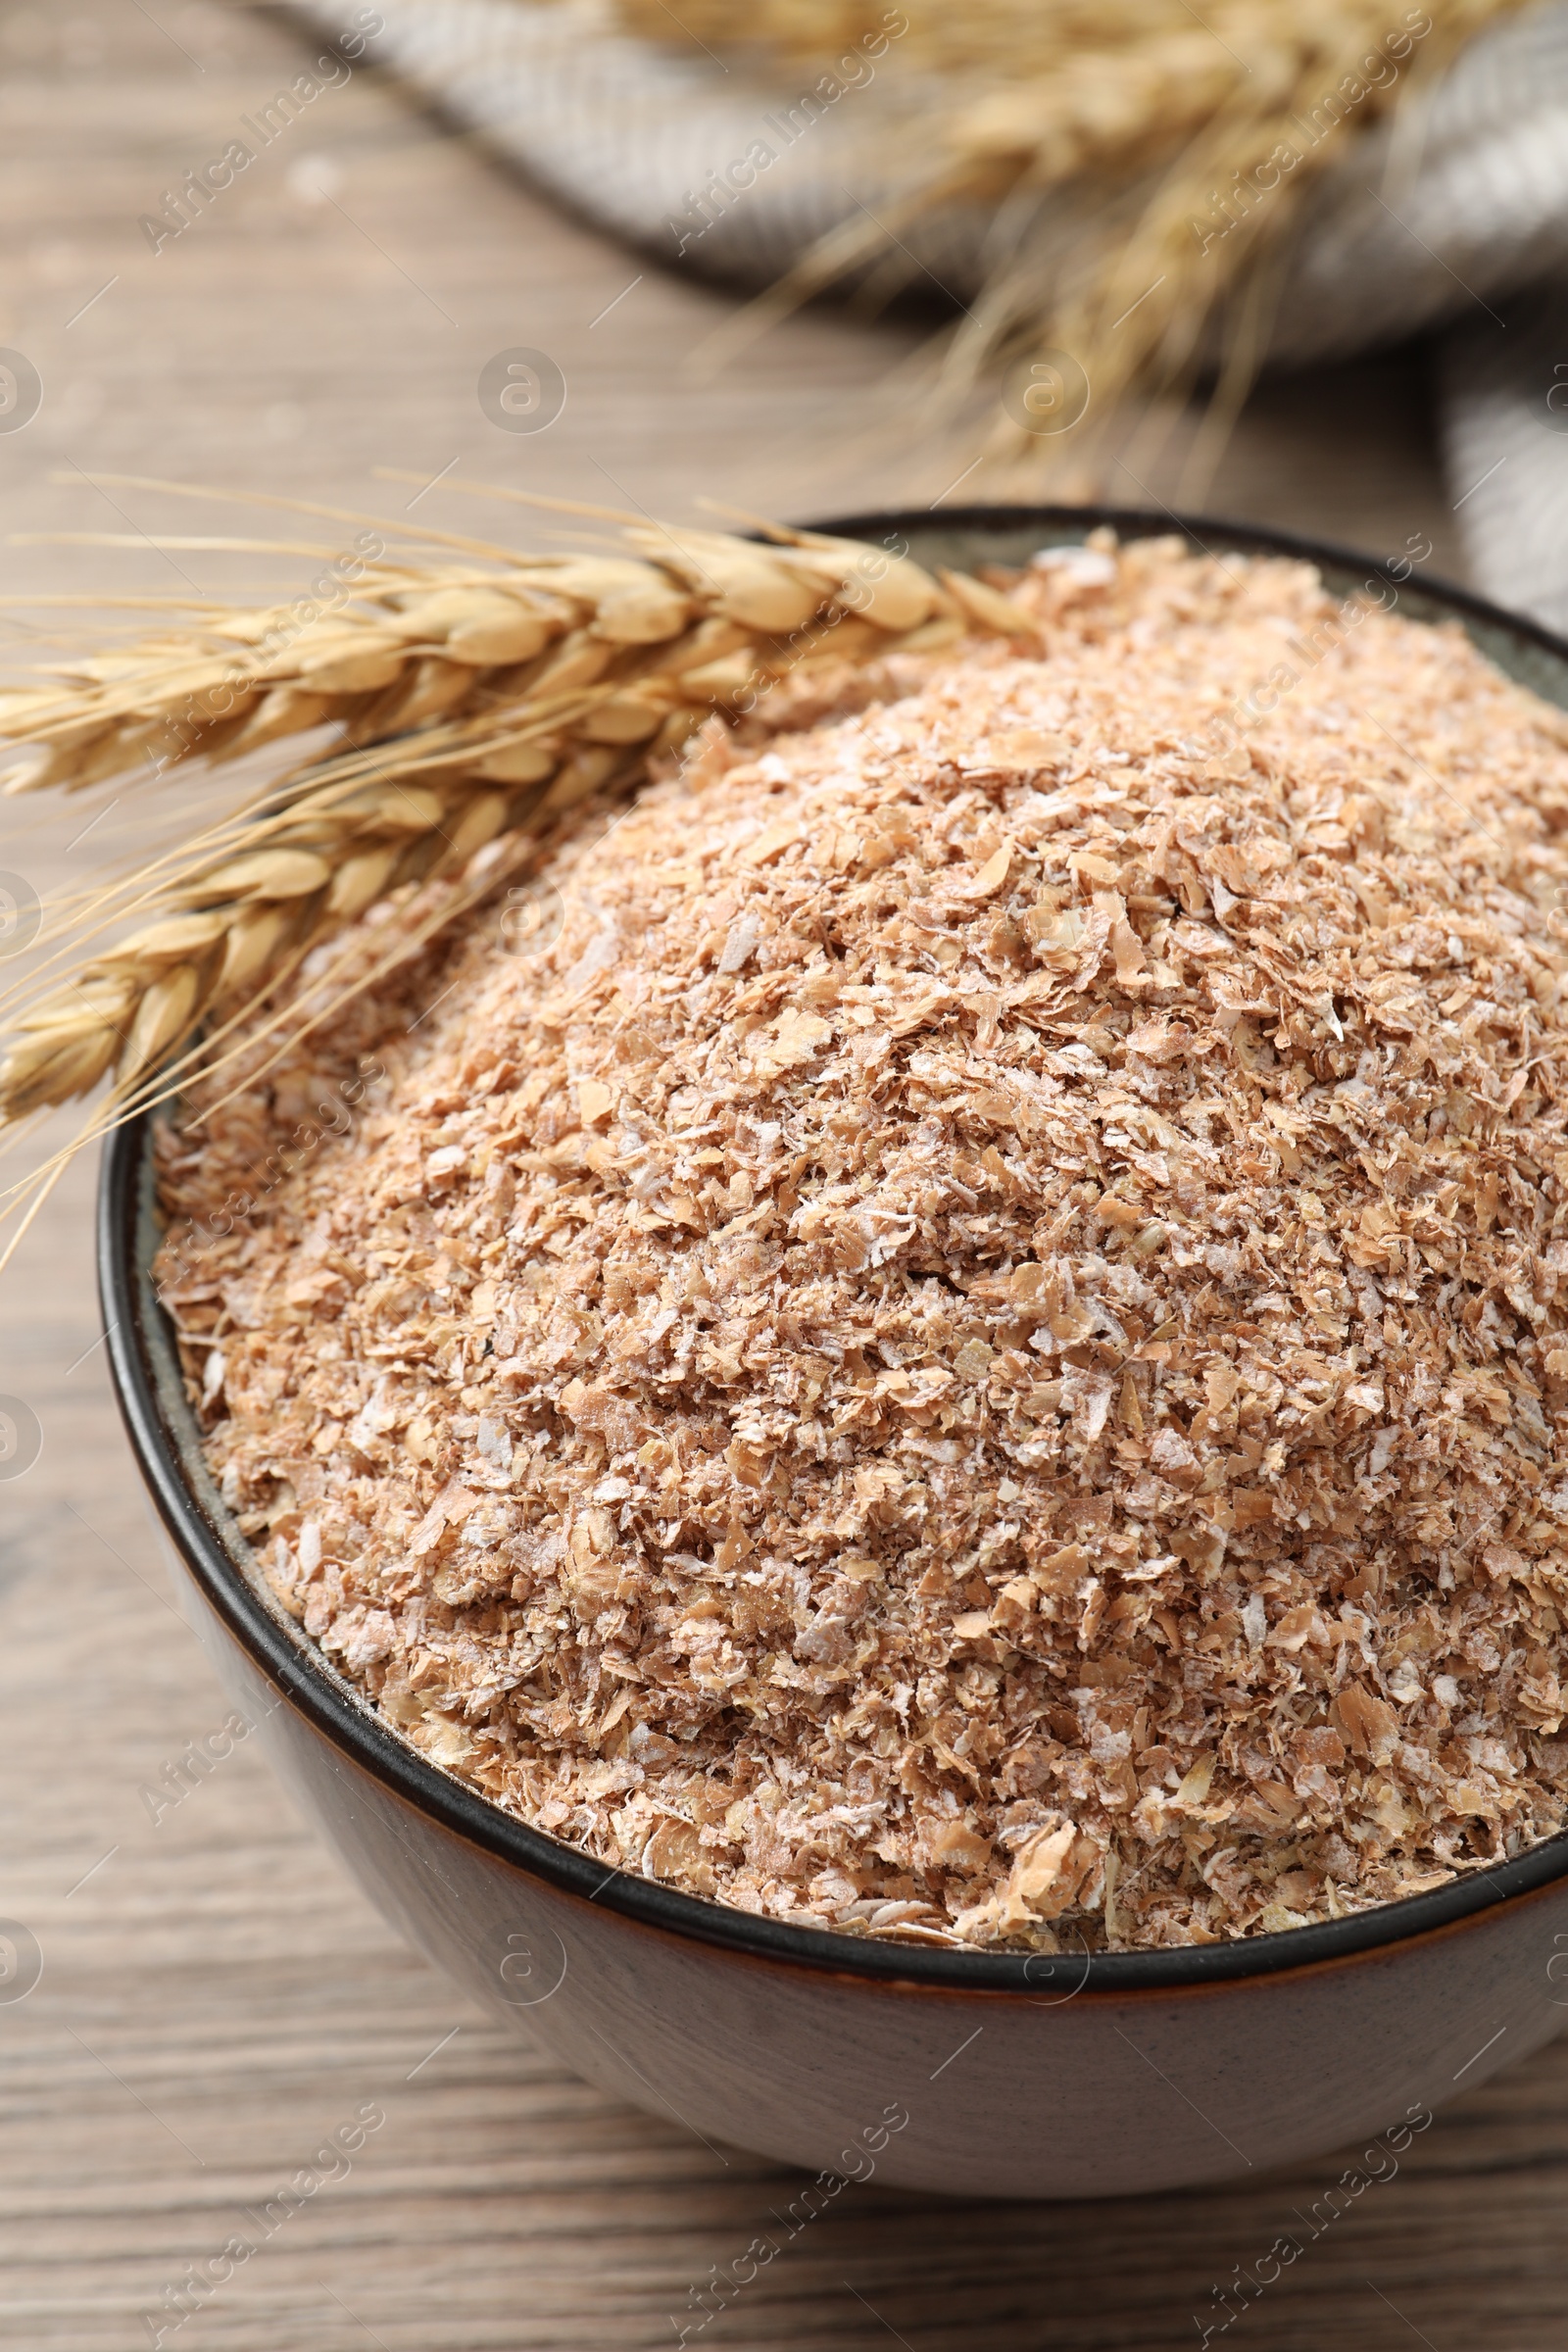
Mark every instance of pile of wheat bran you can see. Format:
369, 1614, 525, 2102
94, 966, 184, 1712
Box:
155, 535, 1568, 1950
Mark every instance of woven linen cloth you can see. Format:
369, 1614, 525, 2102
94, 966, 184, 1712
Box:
306, 0, 1568, 624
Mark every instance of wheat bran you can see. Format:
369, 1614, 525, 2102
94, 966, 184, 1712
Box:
155, 534, 1568, 1950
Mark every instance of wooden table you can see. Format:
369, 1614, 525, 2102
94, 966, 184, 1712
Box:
1, 3, 1562, 2344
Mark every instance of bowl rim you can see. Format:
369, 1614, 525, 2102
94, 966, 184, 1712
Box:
98, 498, 1568, 1997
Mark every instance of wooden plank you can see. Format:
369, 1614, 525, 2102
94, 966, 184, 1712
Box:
0, 2, 1555, 2346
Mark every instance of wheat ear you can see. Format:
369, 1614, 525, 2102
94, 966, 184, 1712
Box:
640, 0, 1522, 472
0, 502, 1033, 1127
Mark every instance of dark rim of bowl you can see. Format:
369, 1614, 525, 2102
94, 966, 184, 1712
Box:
99, 500, 1568, 1995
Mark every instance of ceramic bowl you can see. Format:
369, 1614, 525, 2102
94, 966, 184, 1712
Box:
100, 504, 1568, 2199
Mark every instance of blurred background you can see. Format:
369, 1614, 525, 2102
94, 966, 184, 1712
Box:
3, 3, 1568, 2345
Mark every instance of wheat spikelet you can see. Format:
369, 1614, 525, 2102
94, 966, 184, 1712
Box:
0, 496, 1035, 1134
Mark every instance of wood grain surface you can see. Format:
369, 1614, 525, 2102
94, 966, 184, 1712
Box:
1, 3, 1563, 2344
